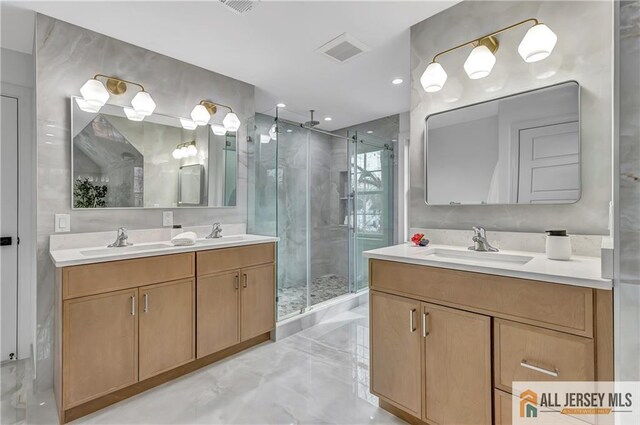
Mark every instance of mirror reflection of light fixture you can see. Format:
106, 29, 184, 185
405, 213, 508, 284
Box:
189, 100, 240, 132
260, 134, 271, 144
180, 118, 198, 130
210, 124, 227, 136
124, 107, 145, 122
172, 140, 198, 159
268, 124, 278, 140
75, 97, 102, 113
420, 18, 557, 92
78, 74, 156, 115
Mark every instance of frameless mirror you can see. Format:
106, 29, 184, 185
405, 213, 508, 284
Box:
425, 81, 580, 205
71, 97, 237, 208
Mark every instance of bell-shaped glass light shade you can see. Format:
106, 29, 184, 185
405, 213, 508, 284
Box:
420, 62, 448, 93
75, 97, 102, 113
80, 78, 110, 107
210, 124, 227, 136
180, 118, 197, 130
172, 148, 183, 159
131, 91, 156, 116
464, 45, 496, 79
124, 107, 145, 122
190, 105, 211, 126
222, 112, 241, 132
186, 144, 198, 157
518, 23, 558, 63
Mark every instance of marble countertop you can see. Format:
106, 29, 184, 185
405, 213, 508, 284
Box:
363, 243, 612, 290
50, 234, 279, 268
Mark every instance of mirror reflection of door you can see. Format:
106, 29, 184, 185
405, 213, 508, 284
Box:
517, 121, 580, 204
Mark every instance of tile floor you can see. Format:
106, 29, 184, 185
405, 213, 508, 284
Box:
12, 303, 405, 424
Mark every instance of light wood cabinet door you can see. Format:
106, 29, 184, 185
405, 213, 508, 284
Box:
423, 303, 491, 425
138, 279, 195, 381
370, 291, 422, 418
240, 264, 275, 341
63, 289, 138, 408
197, 271, 241, 358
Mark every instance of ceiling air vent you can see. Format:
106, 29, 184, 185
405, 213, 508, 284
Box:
317, 33, 370, 63
218, 0, 260, 15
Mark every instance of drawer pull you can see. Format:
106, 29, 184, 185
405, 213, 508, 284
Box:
143, 293, 149, 313
520, 359, 559, 377
235, 274, 239, 290
409, 309, 416, 333
422, 312, 430, 337
131, 295, 135, 316
243, 273, 248, 288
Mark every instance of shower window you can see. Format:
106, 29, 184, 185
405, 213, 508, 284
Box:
354, 151, 384, 235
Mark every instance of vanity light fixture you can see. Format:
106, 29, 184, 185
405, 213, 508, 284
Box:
75, 97, 102, 113
172, 141, 198, 159
123, 107, 145, 122
190, 100, 241, 132
420, 18, 557, 92
78, 74, 156, 115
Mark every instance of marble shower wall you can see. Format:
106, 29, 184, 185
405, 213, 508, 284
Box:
35, 15, 254, 390
617, 0, 640, 381
409, 1, 613, 234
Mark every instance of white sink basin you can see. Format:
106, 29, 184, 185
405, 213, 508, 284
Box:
80, 243, 173, 257
195, 235, 246, 244
423, 248, 533, 266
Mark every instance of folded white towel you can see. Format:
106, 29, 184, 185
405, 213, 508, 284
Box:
171, 231, 197, 246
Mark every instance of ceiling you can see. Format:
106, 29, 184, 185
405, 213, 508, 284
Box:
2, 1, 457, 130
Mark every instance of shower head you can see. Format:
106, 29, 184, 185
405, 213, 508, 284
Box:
304, 110, 320, 128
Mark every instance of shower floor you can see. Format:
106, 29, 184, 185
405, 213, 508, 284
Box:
278, 274, 349, 318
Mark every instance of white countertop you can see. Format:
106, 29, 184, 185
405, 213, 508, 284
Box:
50, 234, 279, 268
363, 243, 612, 290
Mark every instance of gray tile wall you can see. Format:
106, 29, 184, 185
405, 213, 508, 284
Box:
409, 1, 613, 234
35, 15, 254, 390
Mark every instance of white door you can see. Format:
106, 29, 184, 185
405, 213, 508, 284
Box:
517, 121, 580, 204
1, 95, 19, 361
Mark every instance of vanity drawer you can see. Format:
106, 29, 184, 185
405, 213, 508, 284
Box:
63, 253, 195, 299
197, 243, 275, 276
369, 259, 593, 336
494, 319, 594, 393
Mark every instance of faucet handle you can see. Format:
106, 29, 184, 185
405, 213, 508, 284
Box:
472, 226, 485, 237
212, 222, 221, 230
117, 227, 128, 238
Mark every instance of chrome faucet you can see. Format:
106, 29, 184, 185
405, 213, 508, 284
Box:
206, 222, 223, 239
108, 227, 132, 248
468, 226, 498, 252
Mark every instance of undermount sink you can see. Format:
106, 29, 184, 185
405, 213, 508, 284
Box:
423, 248, 533, 266
80, 243, 173, 257
195, 235, 246, 244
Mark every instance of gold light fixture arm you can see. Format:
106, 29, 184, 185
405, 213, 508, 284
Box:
94, 74, 146, 95
200, 100, 234, 115
431, 18, 539, 63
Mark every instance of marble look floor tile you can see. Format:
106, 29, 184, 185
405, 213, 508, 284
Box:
23, 304, 404, 425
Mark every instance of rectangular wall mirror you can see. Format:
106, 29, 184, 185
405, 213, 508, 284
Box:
71, 97, 237, 209
425, 81, 580, 205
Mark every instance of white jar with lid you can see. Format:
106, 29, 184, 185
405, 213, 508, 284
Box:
545, 230, 571, 261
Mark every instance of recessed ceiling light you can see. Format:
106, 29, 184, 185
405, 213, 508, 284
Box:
324, 117, 332, 121
367, 130, 373, 134
277, 103, 286, 108
392, 78, 403, 85
287, 129, 293, 133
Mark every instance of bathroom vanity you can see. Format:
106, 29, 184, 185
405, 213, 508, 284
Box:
364, 244, 612, 425
50, 235, 277, 423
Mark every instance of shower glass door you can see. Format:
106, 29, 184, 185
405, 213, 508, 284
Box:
350, 132, 394, 291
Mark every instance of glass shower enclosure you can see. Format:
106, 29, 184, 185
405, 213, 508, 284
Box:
248, 112, 394, 320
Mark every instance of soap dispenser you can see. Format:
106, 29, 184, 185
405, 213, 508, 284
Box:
545, 230, 571, 261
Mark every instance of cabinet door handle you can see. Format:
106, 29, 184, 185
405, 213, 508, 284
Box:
422, 312, 429, 337
131, 295, 135, 316
243, 273, 248, 288
143, 293, 149, 313
520, 359, 559, 377
235, 274, 239, 290
409, 309, 416, 333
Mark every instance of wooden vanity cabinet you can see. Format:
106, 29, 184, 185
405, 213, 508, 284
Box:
369, 259, 613, 425
196, 245, 276, 357
55, 243, 276, 424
